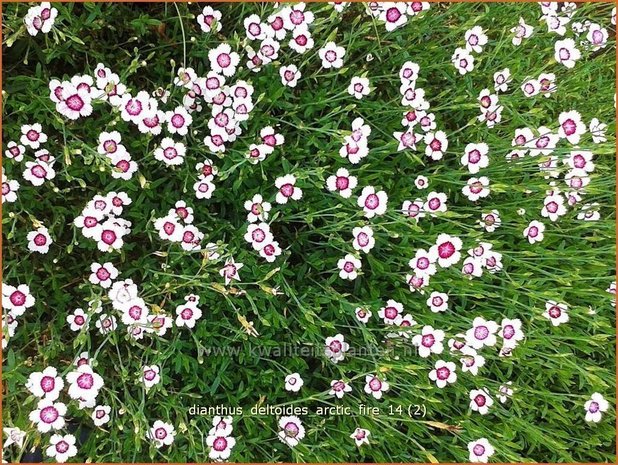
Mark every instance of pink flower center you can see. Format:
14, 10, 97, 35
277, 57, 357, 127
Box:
217, 53, 231, 68
171, 114, 185, 128
66, 94, 85, 111
364, 193, 379, 209
436, 366, 450, 380
280, 183, 294, 197
295, 34, 308, 46
429, 139, 442, 151
357, 232, 369, 247
329, 340, 342, 353
41, 375, 56, 392
101, 230, 117, 245
546, 201, 558, 213
115, 160, 130, 172
384, 307, 398, 320
386, 7, 402, 22
10, 290, 26, 306
56, 441, 69, 454
33, 233, 47, 246
163, 147, 178, 160
84, 217, 98, 228
421, 334, 435, 347
181, 307, 194, 320
562, 118, 576, 136
31, 165, 47, 178
284, 422, 299, 437
290, 9, 305, 25
474, 325, 489, 340
155, 428, 167, 440
368, 377, 382, 391
558, 48, 570, 60
27, 129, 40, 141
40, 406, 59, 423
468, 150, 481, 164
528, 226, 538, 238
252, 229, 266, 242
503, 325, 515, 339
77, 372, 94, 389
182, 231, 195, 243
437, 241, 455, 259
213, 436, 228, 451
125, 99, 143, 116
335, 176, 349, 190
473, 444, 486, 456
548, 306, 561, 318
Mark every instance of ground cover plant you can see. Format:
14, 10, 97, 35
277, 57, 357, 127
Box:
1, 1, 616, 463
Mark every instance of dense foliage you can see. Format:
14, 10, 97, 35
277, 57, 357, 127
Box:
2, 2, 616, 463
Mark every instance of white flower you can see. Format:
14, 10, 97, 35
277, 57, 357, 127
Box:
91, 405, 111, 426
208, 43, 240, 77
364, 374, 389, 399
468, 438, 495, 463
142, 365, 161, 389
207, 434, 236, 460
326, 168, 357, 198
465, 26, 488, 53
469, 388, 494, 415
26, 367, 64, 401
154, 138, 186, 166
45, 434, 78, 463
543, 300, 569, 326
66, 364, 104, 401
27, 226, 52, 254
584, 393, 609, 423
280, 64, 301, 87
452, 47, 474, 75
29, 399, 67, 433
493, 68, 511, 92
428, 360, 457, 388
197, 6, 222, 33
337, 254, 362, 280
219, 257, 243, 285
175, 302, 203, 329
275, 175, 303, 204
3, 427, 26, 449
329, 379, 352, 398
465, 317, 499, 349
357, 186, 388, 218
523, 220, 545, 244
284, 373, 304, 392
325, 334, 350, 363
426, 291, 448, 313
352, 225, 375, 253
277, 416, 305, 448
554, 38, 581, 68
558, 110, 586, 144
348, 76, 371, 99
147, 421, 176, 448
511, 17, 533, 45
462, 177, 491, 202
350, 428, 370, 447
412, 325, 445, 358
318, 41, 346, 68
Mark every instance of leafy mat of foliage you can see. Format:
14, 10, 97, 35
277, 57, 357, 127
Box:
2, 2, 616, 463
